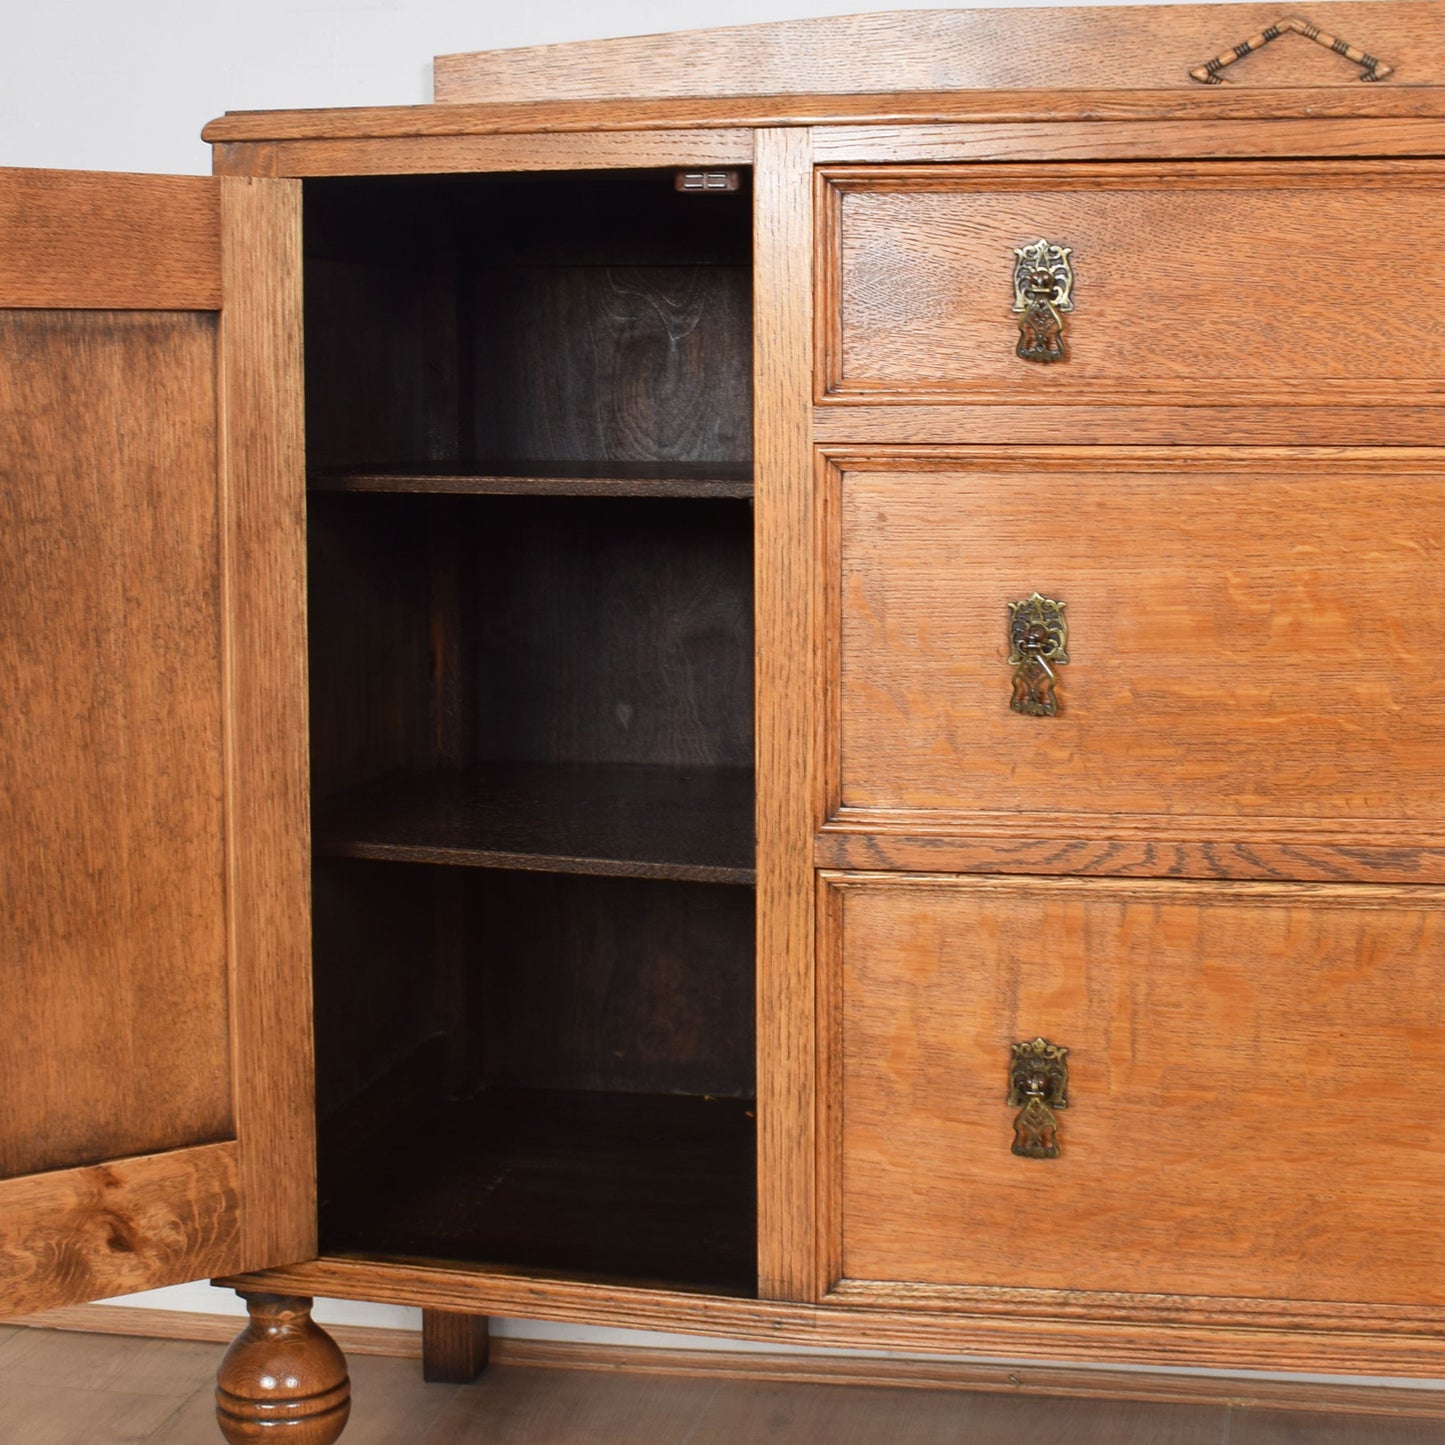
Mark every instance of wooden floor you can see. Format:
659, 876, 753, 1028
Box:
0, 1324, 1440, 1444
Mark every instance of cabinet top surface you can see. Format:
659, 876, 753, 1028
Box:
203, 1, 1445, 144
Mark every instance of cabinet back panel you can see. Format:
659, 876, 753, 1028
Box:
471, 872, 756, 1097
468, 265, 753, 465
0, 311, 232, 1177
475, 498, 754, 768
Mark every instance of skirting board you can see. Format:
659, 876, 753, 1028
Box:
7, 1303, 1445, 1419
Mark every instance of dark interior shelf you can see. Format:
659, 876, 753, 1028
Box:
309, 460, 753, 499
319, 1087, 758, 1295
314, 763, 756, 884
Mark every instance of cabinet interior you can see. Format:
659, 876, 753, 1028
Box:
302, 171, 758, 1295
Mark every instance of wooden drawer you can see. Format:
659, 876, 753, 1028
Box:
817, 162, 1445, 409
826, 448, 1445, 849
821, 872, 1445, 1316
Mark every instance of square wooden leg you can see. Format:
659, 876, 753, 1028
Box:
422, 1310, 490, 1384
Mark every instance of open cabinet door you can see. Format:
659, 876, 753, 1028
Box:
0, 168, 313, 1314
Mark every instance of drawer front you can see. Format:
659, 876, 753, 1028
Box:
824, 873, 1445, 1309
829, 449, 1445, 838
818, 162, 1445, 408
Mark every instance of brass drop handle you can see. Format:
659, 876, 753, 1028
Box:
1007, 593, 1068, 717
1009, 1037, 1069, 1160
1013, 239, 1073, 363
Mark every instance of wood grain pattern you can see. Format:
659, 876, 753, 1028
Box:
214, 132, 753, 178
203, 86, 1445, 150
433, 3, 1445, 103
810, 118, 1445, 163
421, 1311, 489, 1384
812, 405, 1445, 448
218, 178, 316, 1271
227, 1253, 1445, 1376
314, 763, 756, 884
216, 1294, 349, 1444
823, 873, 1445, 1308
826, 449, 1445, 844
0, 168, 219, 308
0, 1146, 243, 1317
468, 266, 752, 466
464, 872, 756, 1099
0, 309, 231, 1183
0, 171, 313, 1323
309, 461, 753, 499
815, 830, 1445, 886
820, 162, 1445, 406
753, 128, 822, 1305
468, 498, 753, 769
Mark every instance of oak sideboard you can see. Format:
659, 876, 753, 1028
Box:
6, 3, 1445, 1438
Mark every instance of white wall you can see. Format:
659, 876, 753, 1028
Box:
7, 0, 1243, 174
19, 0, 1410, 1380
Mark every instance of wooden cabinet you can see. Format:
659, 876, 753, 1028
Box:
6, 2, 1445, 1436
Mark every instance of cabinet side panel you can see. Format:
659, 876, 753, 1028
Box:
0, 309, 232, 1179
754, 127, 822, 1300
219, 177, 316, 1268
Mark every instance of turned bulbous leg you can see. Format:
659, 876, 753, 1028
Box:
216, 1292, 351, 1443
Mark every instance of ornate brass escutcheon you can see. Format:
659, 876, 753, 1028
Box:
1012, 239, 1074, 363
1008, 1037, 1070, 1160
1007, 593, 1068, 717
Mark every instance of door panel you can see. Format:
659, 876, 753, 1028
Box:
0, 169, 312, 1314
1, 309, 230, 1179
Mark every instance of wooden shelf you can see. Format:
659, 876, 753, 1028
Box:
318, 1088, 757, 1296
309, 460, 753, 499
314, 762, 756, 884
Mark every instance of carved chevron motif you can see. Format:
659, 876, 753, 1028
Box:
1189, 16, 1393, 85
